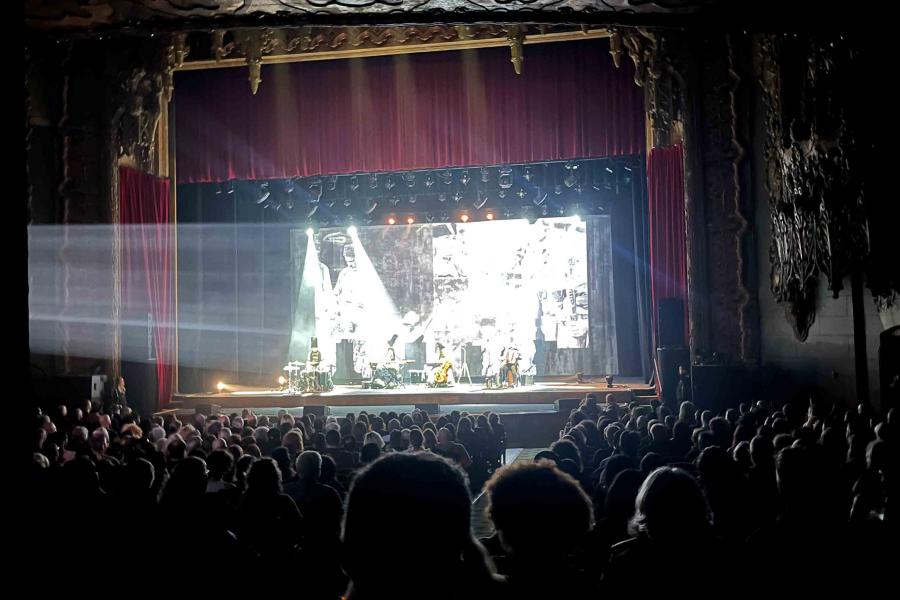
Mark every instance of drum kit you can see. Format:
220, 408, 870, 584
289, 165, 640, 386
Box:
365, 360, 413, 389
282, 361, 334, 393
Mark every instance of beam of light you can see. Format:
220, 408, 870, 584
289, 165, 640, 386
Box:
348, 232, 402, 354
288, 230, 324, 364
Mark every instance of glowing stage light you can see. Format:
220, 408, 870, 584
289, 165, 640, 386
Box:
216, 381, 226, 392
460, 214, 469, 223
485, 212, 494, 220
347, 225, 358, 237
277, 376, 286, 386
406, 216, 415, 225
306, 228, 314, 236
387, 216, 397, 225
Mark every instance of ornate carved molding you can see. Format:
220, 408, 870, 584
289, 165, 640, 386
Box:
197, 25, 607, 93
756, 33, 880, 340
616, 27, 684, 147
25, 1, 706, 32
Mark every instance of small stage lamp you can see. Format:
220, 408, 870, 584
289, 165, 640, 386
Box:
347, 225, 358, 237
406, 216, 415, 224
278, 375, 286, 386
460, 213, 469, 223
216, 381, 226, 392
387, 216, 397, 225
306, 228, 314, 237
485, 212, 495, 220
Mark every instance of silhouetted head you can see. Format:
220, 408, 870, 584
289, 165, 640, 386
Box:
486, 460, 592, 558
342, 453, 475, 593
246, 457, 282, 496
296, 450, 322, 483
631, 467, 711, 542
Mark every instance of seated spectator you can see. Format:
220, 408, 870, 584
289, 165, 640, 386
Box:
435, 427, 471, 469
323, 429, 358, 472
408, 429, 425, 452
359, 442, 381, 465
342, 453, 501, 598
603, 467, 724, 594
283, 451, 344, 548
485, 460, 595, 596
206, 448, 236, 493
236, 457, 303, 563
320, 454, 347, 500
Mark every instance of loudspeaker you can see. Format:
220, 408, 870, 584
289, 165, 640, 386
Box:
404, 341, 426, 371
658, 298, 685, 348
333, 340, 361, 384
880, 326, 899, 414
303, 405, 329, 418
657, 346, 690, 408
691, 364, 751, 412
195, 403, 222, 416
555, 397, 582, 413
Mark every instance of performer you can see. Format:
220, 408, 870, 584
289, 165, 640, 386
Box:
305, 337, 328, 391
385, 334, 398, 363
498, 341, 520, 388
307, 336, 322, 368
430, 342, 455, 386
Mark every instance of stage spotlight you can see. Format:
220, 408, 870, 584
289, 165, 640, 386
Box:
460, 213, 469, 223
306, 227, 314, 237
406, 216, 415, 225
347, 225, 358, 237
216, 381, 226, 392
387, 216, 397, 225
485, 212, 495, 221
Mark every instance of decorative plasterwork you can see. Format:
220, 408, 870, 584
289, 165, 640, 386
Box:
756, 34, 885, 340
25, 1, 706, 32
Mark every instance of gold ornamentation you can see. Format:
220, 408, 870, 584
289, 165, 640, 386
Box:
507, 25, 524, 75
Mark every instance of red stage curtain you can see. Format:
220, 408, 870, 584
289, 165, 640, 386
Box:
174, 39, 645, 183
647, 144, 688, 346
119, 166, 174, 409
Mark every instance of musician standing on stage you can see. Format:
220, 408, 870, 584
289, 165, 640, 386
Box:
306, 336, 324, 389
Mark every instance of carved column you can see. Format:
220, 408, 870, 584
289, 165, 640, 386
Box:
618, 28, 757, 363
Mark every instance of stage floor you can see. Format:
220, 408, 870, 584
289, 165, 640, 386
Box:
173, 378, 650, 411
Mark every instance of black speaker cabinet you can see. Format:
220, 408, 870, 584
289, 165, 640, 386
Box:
657, 347, 690, 408
691, 364, 751, 413
658, 298, 686, 348
555, 397, 582, 414
333, 339, 362, 384
880, 326, 899, 414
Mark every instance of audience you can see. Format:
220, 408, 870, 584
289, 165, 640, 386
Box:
26, 394, 894, 594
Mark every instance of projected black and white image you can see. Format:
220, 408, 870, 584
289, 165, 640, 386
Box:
290, 216, 613, 379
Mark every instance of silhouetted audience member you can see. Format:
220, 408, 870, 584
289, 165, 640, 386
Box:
485, 460, 595, 597
342, 453, 501, 599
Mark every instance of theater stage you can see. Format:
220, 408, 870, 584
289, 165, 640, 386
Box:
172, 378, 651, 412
